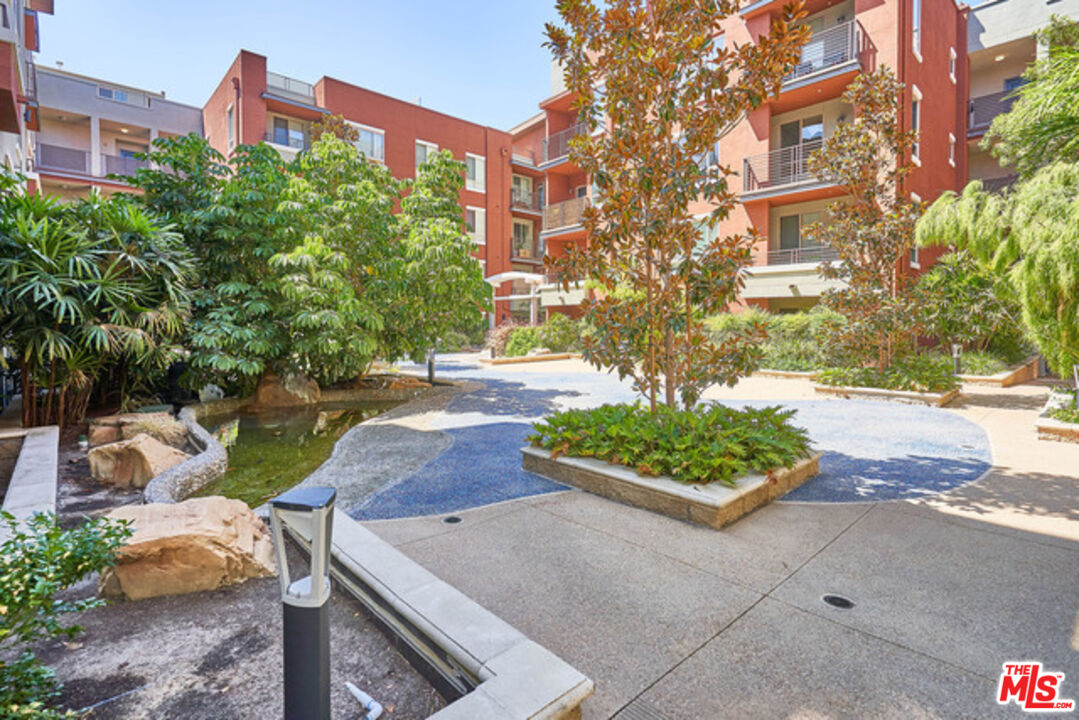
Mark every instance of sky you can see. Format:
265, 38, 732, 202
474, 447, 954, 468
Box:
36, 1, 563, 131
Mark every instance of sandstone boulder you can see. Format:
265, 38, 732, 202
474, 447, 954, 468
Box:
88, 433, 191, 488
252, 372, 320, 407
99, 497, 276, 601
120, 415, 189, 449
88, 411, 173, 447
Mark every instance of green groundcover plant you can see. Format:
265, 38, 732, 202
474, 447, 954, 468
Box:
959, 351, 1011, 377
529, 402, 812, 486
1048, 398, 1079, 425
817, 354, 960, 394
0, 513, 130, 719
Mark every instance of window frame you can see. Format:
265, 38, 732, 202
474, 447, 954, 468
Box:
910, 85, 922, 165
948, 133, 956, 167
912, 0, 922, 60
465, 205, 486, 245
465, 152, 486, 192
949, 47, 957, 84
415, 139, 438, 174
348, 121, 385, 163
909, 192, 922, 268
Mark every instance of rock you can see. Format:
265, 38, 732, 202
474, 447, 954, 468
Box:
120, 415, 189, 449
252, 372, 320, 407
385, 375, 431, 390
88, 433, 191, 488
99, 497, 276, 601
199, 383, 225, 402
88, 412, 173, 447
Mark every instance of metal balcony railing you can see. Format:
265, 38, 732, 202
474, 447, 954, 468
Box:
266, 71, 315, 101
103, 154, 147, 177
264, 131, 310, 150
766, 245, 839, 265
742, 138, 823, 194
511, 188, 543, 212
542, 122, 588, 164
543, 196, 589, 232
969, 90, 1016, 132
511, 236, 544, 261
22, 55, 36, 100
784, 19, 867, 85
36, 143, 89, 174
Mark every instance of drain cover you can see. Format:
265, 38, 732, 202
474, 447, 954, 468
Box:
443, 516, 462, 524
822, 593, 855, 609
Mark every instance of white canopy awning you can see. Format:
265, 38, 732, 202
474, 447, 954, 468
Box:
484, 271, 545, 288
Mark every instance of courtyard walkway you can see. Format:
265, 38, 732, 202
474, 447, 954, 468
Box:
356, 354, 1078, 719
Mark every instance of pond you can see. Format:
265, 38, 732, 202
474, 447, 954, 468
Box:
194, 401, 400, 507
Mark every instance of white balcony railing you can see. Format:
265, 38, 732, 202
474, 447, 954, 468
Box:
36, 143, 90, 174
742, 139, 823, 194
784, 19, 868, 85
766, 245, 839, 266
266, 71, 315, 102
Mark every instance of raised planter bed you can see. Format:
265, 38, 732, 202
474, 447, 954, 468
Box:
753, 369, 818, 380
958, 356, 1039, 388
521, 446, 820, 530
813, 384, 960, 407
0, 426, 59, 540
1035, 393, 1079, 443
480, 353, 582, 366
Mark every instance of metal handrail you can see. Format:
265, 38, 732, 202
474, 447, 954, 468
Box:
766, 245, 839, 265
969, 90, 1016, 131
103, 154, 148, 177
543, 196, 589, 231
266, 71, 315, 100
784, 19, 865, 84
511, 188, 543, 212
36, 143, 90, 173
542, 122, 588, 164
264, 131, 310, 150
742, 138, 823, 193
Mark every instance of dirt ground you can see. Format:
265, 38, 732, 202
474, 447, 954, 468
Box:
34, 433, 446, 719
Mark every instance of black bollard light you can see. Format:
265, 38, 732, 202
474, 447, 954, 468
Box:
269, 486, 336, 720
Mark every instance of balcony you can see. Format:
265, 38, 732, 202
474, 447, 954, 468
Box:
783, 20, 869, 92
542, 122, 588, 165
511, 188, 543, 213
103, 154, 148, 177
511, 236, 544, 262
36, 143, 90, 174
968, 91, 1016, 135
264, 130, 310, 151
543, 196, 589, 233
767, 245, 839, 266
742, 139, 827, 197
266, 71, 315, 104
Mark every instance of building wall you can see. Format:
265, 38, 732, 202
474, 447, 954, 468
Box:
969, 0, 1079, 53
202, 50, 267, 156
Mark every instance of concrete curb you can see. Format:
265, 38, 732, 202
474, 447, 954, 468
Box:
958, 356, 1039, 388
292, 510, 593, 719
754, 369, 819, 380
0, 425, 59, 538
479, 353, 582, 366
813, 384, 960, 407
521, 446, 821, 530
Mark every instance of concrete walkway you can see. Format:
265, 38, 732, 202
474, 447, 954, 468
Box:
362, 356, 1078, 719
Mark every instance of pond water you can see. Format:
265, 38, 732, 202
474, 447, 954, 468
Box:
194, 401, 400, 508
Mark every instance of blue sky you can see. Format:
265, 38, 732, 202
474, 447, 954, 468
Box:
37, 1, 562, 130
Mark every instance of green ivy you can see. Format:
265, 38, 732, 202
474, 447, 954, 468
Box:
528, 402, 811, 486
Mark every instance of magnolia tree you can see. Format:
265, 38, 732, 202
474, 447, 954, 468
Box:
386, 149, 490, 382
546, 0, 808, 409
805, 68, 924, 369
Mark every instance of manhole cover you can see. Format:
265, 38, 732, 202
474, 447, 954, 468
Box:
822, 593, 855, 609
443, 516, 463, 524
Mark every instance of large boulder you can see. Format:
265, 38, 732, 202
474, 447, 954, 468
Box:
88, 433, 191, 488
120, 414, 189, 449
252, 372, 320, 407
99, 497, 276, 601
88, 412, 173, 447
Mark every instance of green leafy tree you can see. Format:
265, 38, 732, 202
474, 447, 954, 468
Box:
984, 16, 1079, 178
917, 165, 1079, 376
545, 0, 809, 409
388, 149, 490, 381
0, 175, 193, 427
0, 513, 131, 718
805, 68, 924, 369
273, 133, 402, 385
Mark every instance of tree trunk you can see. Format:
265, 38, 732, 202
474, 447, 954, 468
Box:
19, 359, 31, 428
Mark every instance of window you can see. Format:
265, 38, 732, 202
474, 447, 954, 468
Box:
1004, 76, 1025, 92
949, 47, 957, 84
466, 153, 486, 192
911, 86, 922, 163
910, 193, 922, 266
779, 115, 823, 149
694, 141, 722, 173
227, 105, 234, 148
270, 116, 309, 149
575, 185, 588, 199
512, 220, 536, 258
1, 4, 8, 29
512, 174, 534, 206
912, 0, 922, 58
350, 123, 385, 162
415, 140, 437, 173
465, 207, 486, 244
777, 211, 822, 252
948, 133, 956, 167
98, 86, 129, 103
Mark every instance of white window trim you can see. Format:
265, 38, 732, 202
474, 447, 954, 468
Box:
949, 47, 957, 84
910, 85, 922, 165
347, 120, 385, 163
912, 0, 922, 62
948, 133, 956, 167
415, 139, 438, 174
226, 103, 235, 149
910, 192, 922, 268
465, 205, 486, 245
465, 152, 486, 193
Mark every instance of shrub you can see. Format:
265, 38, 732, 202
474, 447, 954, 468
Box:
1049, 399, 1079, 425
529, 402, 812, 486
817, 354, 960, 393
538, 314, 581, 353
709, 307, 847, 372
959, 351, 1010, 377
484, 320, 521, 357
504, 327, 543, 357
0, 513, 131, 718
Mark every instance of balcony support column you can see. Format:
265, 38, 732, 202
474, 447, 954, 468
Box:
89, 115, 101, 176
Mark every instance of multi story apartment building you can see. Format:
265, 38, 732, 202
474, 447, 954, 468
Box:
33, 67, 202, 199
202, 50, 525, 323
966, 0, 1079, 192
0, 0, 51, 184
533, 0, 974, 316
